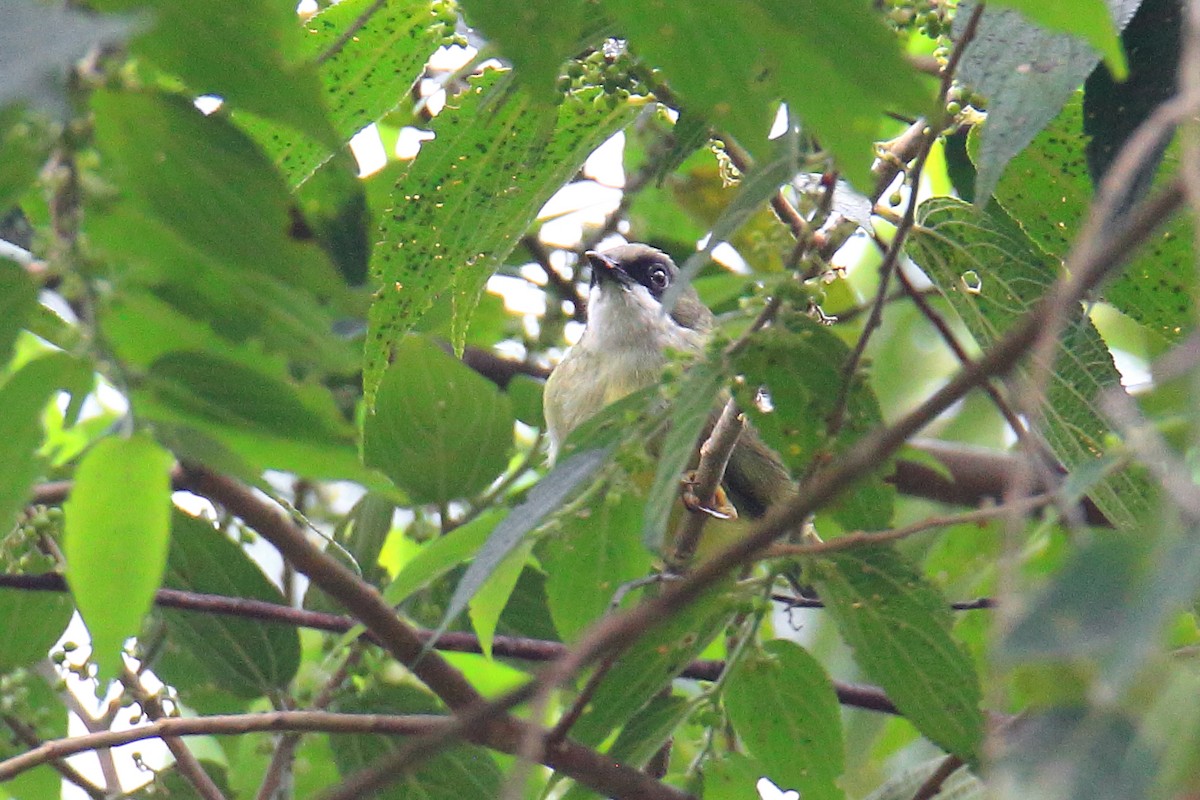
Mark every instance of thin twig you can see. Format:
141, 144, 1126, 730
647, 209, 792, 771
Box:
669, 398, 745, 570
1, 714, 106, 799
911, 754, 965, 800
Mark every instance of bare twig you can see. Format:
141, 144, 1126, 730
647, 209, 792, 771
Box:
911, 754, 966, 800
1, 714, 106, 799
669, 398, 745, 570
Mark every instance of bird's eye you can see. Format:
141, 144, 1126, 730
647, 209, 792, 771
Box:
648, 266, 669, 291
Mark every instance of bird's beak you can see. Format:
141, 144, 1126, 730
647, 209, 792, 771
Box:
585, 250, 631, 288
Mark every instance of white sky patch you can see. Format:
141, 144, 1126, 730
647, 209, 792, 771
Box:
395, 126, 436, 160
350, 123, 388, 177
488, 274, 546, 316
193, 95, 223, 115
583, 131, 626, 188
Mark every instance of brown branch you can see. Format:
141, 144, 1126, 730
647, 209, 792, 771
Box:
669, 398, 745, 570
911, 754, 965, 800
522, 235, 587, 321
1, 714, 106, 800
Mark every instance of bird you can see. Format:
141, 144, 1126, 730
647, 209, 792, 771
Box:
543, 242, 794, 520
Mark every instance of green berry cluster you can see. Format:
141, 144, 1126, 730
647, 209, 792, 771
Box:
558, 41, 646, 107
3, 506, 60, 573
885, 0, 953, 38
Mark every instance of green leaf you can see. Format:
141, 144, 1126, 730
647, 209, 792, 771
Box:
468, 538, 535, 658
363, 335, 514, 505
241, 0, 454, 185
331, 683, 502, 800
431, 446, 612, 647
0, 672, 70, 800
570, 583, 736, 747
602, 0, 929, 188
0, 259, 37, 371
642, 361, 726, 550
0, 107, 52, 209
733, 313, 894, 530
119, 0, 335, 146
956, 0, 1140, 200
0, 589, 73, 671
91, 91, 344, 304
382, 509, 503, 607
987, 96, 1193, 342
0, 353, 93, 534
988, 0, 1126, 78
560, 693, 694, 800
725, 639, 845, 800
1, 0, 133, 118
809, 545, 984, 763
701, 752, 768, 800
460, 0, 595, 102
157, 510, 301, 698
363, 69, 642, 403
907, 197, 1153, 528
541, 484, 654, 642
64, 433, 174, 680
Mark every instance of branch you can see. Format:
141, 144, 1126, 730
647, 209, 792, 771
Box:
1, 714, 106, 800
669, 397, 745, 570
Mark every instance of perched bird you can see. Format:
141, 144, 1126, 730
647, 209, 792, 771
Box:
543, 243, 793, 519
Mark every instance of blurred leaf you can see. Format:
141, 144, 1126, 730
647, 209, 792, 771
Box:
91, 91, 344, 304
294, 152, 371, 286
810, 545, 984, 763
0, 354, 93, 535
734, 312, 894, 530
460, 0, 593, 102
363, 335, 514, 504
117, 0, 336, 145
331, 683, 501, 800
989, 0, 1125, 77
64, 433, 173, 680
1, 1, 134, 118
468, 538, 534, 658
907, 197, 1153, 528
541, 484, 654, 642
725, 639, 845, 800
992, 709, 1156, 800
241, 0, 454, 185
642, 361, 726, 550
0, 108, 51, 209
1084, 0, 1179, 208
0, 589, 73, 671
0, 260, 37, 371
0, 672, 69, 800
956, 0, 1141, 200
862, 759, 982, 800
571, 583, 736, 747
604, 0, 929, 188
507, 373, 545, 428
986, 96, 1193, 343
431, 446, 612, 648
700, 751, 767, 800
363, 70, 642, 403
158, 510, 301, 698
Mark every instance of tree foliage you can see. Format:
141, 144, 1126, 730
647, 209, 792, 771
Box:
0, 0, 1197, 798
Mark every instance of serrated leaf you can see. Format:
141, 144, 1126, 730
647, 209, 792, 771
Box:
91, 91, 343, 304
0, 259, 37, 371
430, 446, 612, 648
118, 0, 335, 146
157, 510, 301, 698
363, 70, 642, 403
570, 583, 736, 747
241, 0, 454, 185
956, 0, 1141, 200
331, 684, 501, 800
603, 0, 929, 189
64, 434, 174, 680
542, 485, 654, 642
0, 589, 73, 671
725, 639, 845, 800
363, 335, 513, 504
809, 545, 984, 763
0, 353, 93, 534
733, 313, 894, 530
1, 0, 134, 118
987, 96, 1193, 342
907, 197, 1152, 528
642, 361, 726, 550
468, 538, 534, 658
